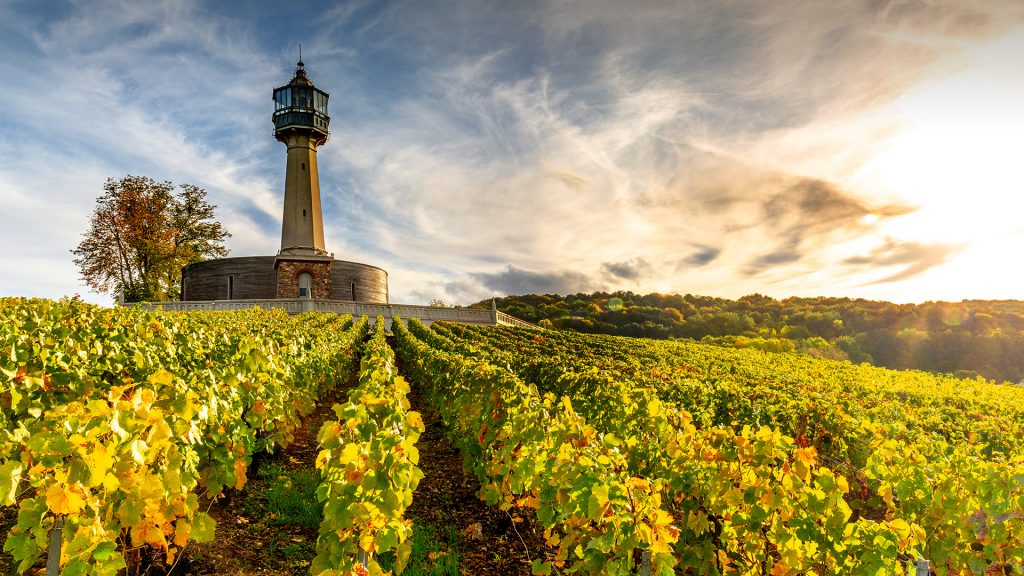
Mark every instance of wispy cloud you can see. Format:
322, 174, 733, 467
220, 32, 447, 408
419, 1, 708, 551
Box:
845, 240, 963, 284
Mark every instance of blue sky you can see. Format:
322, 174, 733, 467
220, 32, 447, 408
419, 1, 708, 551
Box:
1, 0, 1023, 305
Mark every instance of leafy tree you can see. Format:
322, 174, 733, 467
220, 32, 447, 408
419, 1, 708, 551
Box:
72, 175, 230, 302
474, 291, 1024, 383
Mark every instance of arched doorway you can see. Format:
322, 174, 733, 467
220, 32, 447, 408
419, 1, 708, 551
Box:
298, 272, 313, 298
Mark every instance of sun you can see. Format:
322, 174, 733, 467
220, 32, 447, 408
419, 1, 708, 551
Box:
845, 29, 1024, 300
866, 30, 1023, 236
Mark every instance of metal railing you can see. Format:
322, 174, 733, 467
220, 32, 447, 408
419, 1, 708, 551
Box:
495, 310, 542, 330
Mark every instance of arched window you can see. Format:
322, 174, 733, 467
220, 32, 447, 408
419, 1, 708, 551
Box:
298, 272, 313, 298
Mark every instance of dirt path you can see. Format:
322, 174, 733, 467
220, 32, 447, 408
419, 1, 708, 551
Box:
0, 501, 15, 574
394, 337, 547, 576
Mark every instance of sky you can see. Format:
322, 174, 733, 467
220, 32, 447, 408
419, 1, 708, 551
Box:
1, 0, 1023, 306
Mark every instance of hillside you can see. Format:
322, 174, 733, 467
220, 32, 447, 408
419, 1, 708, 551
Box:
471, 292, 1024, 383
4, 299, 1022, 575
400, 319, 1024, 574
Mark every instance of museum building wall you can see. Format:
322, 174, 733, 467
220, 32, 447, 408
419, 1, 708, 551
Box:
181, 256, 388, 303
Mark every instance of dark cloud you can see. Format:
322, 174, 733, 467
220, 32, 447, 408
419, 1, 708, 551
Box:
844, 240, 963, 284
471, 265, 603, 295
601, 257, 654, 281
743, 237, 803, 276
676, 246, 721, 269
745, 178, 913, 275
234, 201, 279, 236
415, 279, 482, 305
763, 178, 870, 228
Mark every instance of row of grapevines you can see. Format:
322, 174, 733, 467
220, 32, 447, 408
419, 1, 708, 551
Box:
313, 317, 424, 576
442, 322, 1024, 460
0, 298, 363, 574
408, 320, 924, 574
396, 318, 684, 575
428, 321, 1024, 574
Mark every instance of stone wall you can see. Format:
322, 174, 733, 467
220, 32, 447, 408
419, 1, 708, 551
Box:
275, 258, 333, 299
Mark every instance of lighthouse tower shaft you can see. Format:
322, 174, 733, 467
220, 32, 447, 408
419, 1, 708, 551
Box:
279, 132, 326, 254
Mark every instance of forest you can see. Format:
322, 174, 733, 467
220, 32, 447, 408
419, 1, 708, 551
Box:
471, 292, 1024, 384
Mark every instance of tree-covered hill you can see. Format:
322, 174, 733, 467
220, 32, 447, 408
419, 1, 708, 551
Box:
470, 292, 1024, 384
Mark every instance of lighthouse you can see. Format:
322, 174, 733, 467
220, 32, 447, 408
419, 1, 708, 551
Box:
179, 59, 389, 303
273, 59, 330, 257
159, 59, 538, 328
271, 59, 335, 299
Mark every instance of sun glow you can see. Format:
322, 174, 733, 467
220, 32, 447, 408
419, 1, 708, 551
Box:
864, 31, 1024, 234
848, 30, 1024, 299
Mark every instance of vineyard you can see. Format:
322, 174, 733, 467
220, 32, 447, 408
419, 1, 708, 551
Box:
1, 298, 1023, 575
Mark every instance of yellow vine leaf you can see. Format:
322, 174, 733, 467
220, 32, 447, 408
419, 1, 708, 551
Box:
147, 370, 173, 387
405, 411, 423, 430
358, 531, 376, 552
627, 477, 651, 492
191, 512, 216, 543
650, 535, 672, 554
173, 520, 191, 547
338, 443, 361, 466
315, 449, 330, 470
45, 483, 86, 515
130, 522, 167, 549
794, 447, 817, 464
131, 439, 148, 464
85, 443, 114, 487
0, 462, 23, 506
233, 459, 247, 490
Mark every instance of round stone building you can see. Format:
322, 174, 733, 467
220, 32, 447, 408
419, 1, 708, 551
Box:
181, 60, 388, 303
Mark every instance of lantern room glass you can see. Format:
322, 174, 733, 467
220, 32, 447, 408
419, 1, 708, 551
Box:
273, 86, 328, 115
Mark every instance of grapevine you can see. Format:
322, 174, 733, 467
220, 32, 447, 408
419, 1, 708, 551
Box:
312, 317, 424, 576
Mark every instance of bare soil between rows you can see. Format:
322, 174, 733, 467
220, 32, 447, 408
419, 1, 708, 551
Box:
401, 370, 547, 576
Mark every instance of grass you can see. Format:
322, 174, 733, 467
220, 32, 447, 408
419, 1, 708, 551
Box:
377, 523, 462, 576
219, 462, 323, 570
248, 462, 323, 529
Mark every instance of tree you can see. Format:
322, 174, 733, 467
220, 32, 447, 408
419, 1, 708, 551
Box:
72, 175, 230, 302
